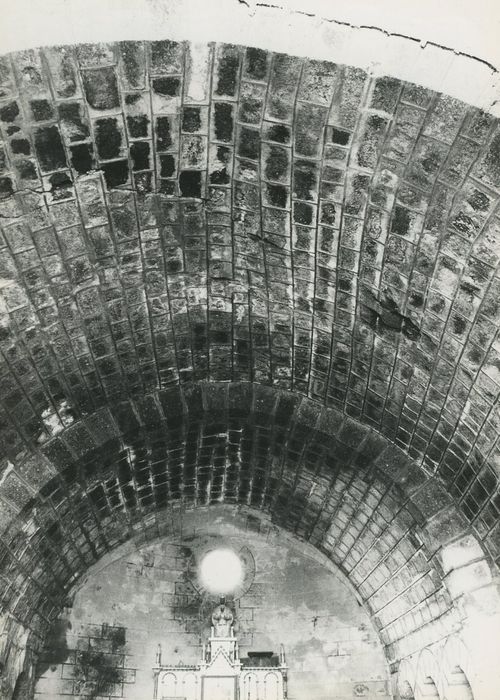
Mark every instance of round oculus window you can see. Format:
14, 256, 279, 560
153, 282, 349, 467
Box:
199, 548, 244, 595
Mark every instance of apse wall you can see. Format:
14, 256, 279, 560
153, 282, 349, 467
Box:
33, 508, 391, 700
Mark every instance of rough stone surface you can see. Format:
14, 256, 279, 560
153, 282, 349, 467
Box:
0, 41, 497, 555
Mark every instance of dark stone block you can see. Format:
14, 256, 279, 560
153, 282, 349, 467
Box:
152, 77, 180, 96
452, 211, 477, 238
70, 143, 93, 174
95, 117, 122, 160
409, 291, 424, 308
293, 162, 317, 200
294, 202, 313, 225
15, 159, 37, 180
266, 183, 287, 208
371, 76, 400, 112
214, 103, 233, 142
34, 125, 67, 172
31, 99, 54, 121
331, 127, 350, 145
391, 205, 411, 235
452, 314, 467, 335
179, 170, 201, 198
182, 106, 201, 133
160, 179, 176, 195
156, 116, 173, 151
213, 148, 231, 172
209, 146, 231, 184
321, 202, 336, 226
11, 139, 30, 155
125, 93, 141, 106
160, 154, 175, 178
216, 47, 240, 96
468, 189, 490, 211
245, 47, 268, 80
210, 168, 229, 185
130, 141, 150, 170
0, 101, 19, 122
127, 114, 149, 138
264, 145, 288, 180
49, 172, 73, 200
101, 160, 129, 188
238, 127, 260, 160
266, 123, 290, 144
0, 177, 14, 199
82, 67, 120, 110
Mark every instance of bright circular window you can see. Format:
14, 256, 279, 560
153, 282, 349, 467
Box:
199, 548, 244, 595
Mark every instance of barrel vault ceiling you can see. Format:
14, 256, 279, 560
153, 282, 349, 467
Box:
0, 39, 499, 687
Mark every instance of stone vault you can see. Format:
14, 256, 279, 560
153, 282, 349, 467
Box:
0, 35, 498, 700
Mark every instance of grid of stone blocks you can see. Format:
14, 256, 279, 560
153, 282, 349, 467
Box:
0, 40, 499, 672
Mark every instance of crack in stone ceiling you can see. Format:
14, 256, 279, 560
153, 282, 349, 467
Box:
241, 0, 500, 75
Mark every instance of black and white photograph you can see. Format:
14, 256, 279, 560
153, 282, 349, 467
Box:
0, 1, 499, 698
